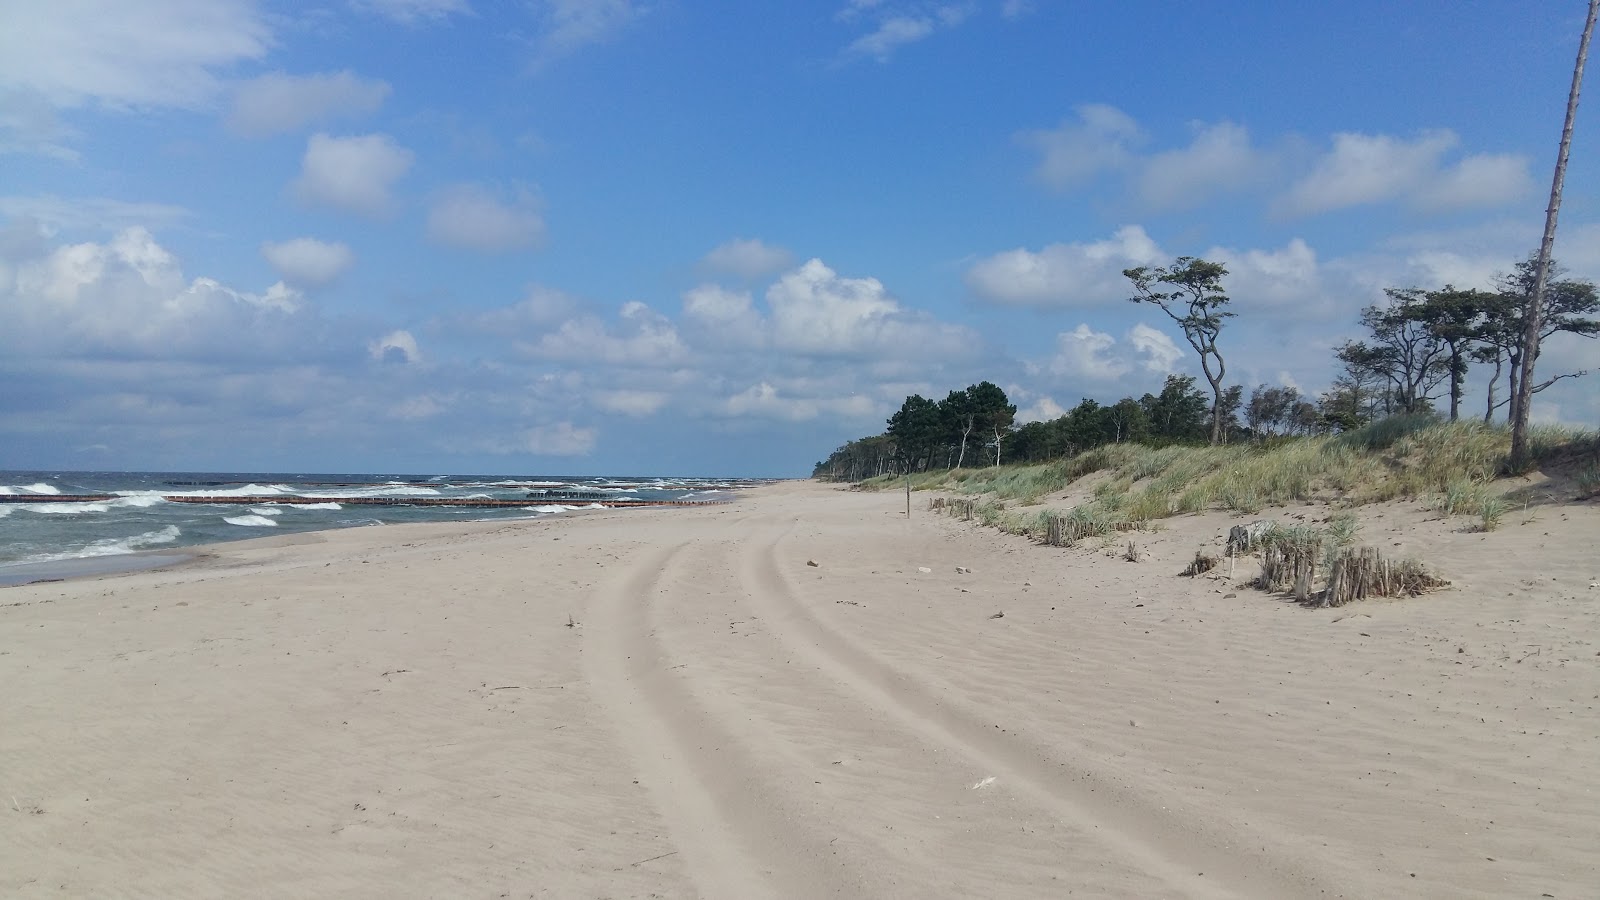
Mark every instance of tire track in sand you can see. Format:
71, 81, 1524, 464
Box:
736, 516, 1323, 900
582, 535, 877, 900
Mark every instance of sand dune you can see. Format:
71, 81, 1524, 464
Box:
2, 480, 1596, 898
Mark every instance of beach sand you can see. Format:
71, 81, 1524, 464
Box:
2, 480, 1596, 899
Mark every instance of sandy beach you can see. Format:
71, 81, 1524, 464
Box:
2, 479, 1596, 899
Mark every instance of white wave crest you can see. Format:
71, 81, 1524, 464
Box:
79, 526, 183, 558
247, 506, 284, 516
28, 502, 111, 515
109, 493, 168, 508
300, 485, 442, 499
224, 514, 278, 527
1, 482, 62, 495
0, 507, 12, 518
163, 484, 292, 498
293, 502, 342, 510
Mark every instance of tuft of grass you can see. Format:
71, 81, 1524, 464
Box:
1442, 478, 1488, 516
1479, 496, 1506, 532
1577, 465, 1600, 500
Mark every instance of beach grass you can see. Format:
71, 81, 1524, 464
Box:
905, 417, 1596, 535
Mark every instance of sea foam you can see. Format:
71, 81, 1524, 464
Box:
1, 482, 62, 495
224, 514, 278, 527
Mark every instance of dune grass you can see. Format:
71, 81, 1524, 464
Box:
904, 416, 1595, 538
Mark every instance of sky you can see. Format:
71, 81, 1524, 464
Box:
2, 0, 1598, 477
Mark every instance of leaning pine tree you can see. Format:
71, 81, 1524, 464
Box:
1124, 258, 1234, 445
1511, 0, 1598, 470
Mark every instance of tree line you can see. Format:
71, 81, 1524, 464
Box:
813, 253, 1596, 481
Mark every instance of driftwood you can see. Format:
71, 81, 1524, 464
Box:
1321, 546, 1449, 608
1226, 520, 1274, 557
1180, 551, 1217, 577
1256, 526, 1322, 601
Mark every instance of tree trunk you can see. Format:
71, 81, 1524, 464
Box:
1448, 345, 1464, 421
1483, 353, 1503, 423
1512, 0, 1597, 468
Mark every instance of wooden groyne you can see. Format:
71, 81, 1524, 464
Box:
0, 494, 727, 509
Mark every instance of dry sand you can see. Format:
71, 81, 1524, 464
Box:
2, 480, 1596, 899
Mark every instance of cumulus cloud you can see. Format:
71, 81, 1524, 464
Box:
1207, 238, 1323, 310
1126, 322, 1184, 373
965, 225, 1163, 307
1279, 130, 1532, 216
1018, 105, 1143, 190
0, 0, 269, 110
700, 237, 793, 278
1137, 121, 1267, 210
1042, 324, 1126, 380
369, 329, 421, 364
261, 237, 354, 287
765, 258, 973, 357
681, 283, 766, 347
426, 183, 545, 252
2, 225, 306, 358
1030, 322, 1189, 385
526, 301, 688, 366
228, 71, 391, 137
519, 421, 597, 456
719, 381, 878, 422
292, 132, 414, 218
1015, 394, 1065, 424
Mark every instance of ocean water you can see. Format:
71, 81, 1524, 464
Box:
0, 471, 752, 579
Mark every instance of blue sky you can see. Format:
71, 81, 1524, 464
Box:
2, 0, 1597, 477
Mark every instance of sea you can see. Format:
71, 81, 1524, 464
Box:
0, 471, 754, 586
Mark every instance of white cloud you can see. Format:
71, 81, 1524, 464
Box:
592, 390, 668, 417
1043, 324, 1126, 380
520, 421, 597, 456
293, 132, 414, 218
1206, 238, 1322, 309
391, 394, 447, 419
526, 301, 687, 366
1126, 322, 1183, 373
2, 226, 306, 357
766, 258, 973, 357
682, 283, 766, 347
0, 89, 79, 159
354, 0, 469, 23
228, 71, 391, 137
1138, 122, 1266, 210
261, 237, 354, 287
700, 238, 793, 278
1018, 104, 1143, 190
1413, 153, 1535, 212
426, 183, 545, 252
1279, 130, 1531, 216
0, 194, 190, 231
529, 0, 642, 67
0, 0, 269, 110
1029, 322, 1191, 387
719, 381, 877, 423
1015, 395, 1064, 424
965, 225, 1163, 306
1000, 0, 1034, 18
369, 329, 421, 364
840, 3, 973, 62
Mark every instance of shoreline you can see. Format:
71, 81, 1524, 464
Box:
0, 550, 197, 589
3, 480, 1595, 898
